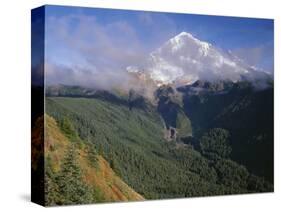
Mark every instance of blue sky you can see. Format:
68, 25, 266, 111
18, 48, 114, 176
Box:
44, 5, 274, 86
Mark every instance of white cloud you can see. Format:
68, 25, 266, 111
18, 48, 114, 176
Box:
232, 42, 274, 74
45, 13, 148, 85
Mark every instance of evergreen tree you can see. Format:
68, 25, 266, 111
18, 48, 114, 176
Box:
56, 145, 93, 205
200, 128, 232, 159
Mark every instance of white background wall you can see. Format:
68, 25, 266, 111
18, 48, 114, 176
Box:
0, 0, 280, 211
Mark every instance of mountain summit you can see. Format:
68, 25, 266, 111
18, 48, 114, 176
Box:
127, 32, 270, 87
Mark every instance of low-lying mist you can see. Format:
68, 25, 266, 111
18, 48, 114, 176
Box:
45, 63, 158, 100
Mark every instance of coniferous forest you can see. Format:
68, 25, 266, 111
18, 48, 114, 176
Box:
40, 81, 273, 205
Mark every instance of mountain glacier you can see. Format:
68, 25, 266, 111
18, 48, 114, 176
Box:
127, 32, 270, 87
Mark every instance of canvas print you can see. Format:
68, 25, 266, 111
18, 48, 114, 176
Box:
31, 5, 274, 206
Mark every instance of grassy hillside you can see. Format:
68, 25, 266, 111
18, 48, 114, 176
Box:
46, 96, 272, 201
44, 115, 144, 206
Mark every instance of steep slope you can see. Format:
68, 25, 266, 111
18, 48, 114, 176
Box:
44, 115, 144, 206
156, 85, 192, 139
178, 81, 274, 182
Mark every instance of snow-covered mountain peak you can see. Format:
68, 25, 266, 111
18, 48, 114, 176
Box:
172, 31, 200, 42
167, 31, 211, 56
127, 32, 270, 87
172, 31, 194, 43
